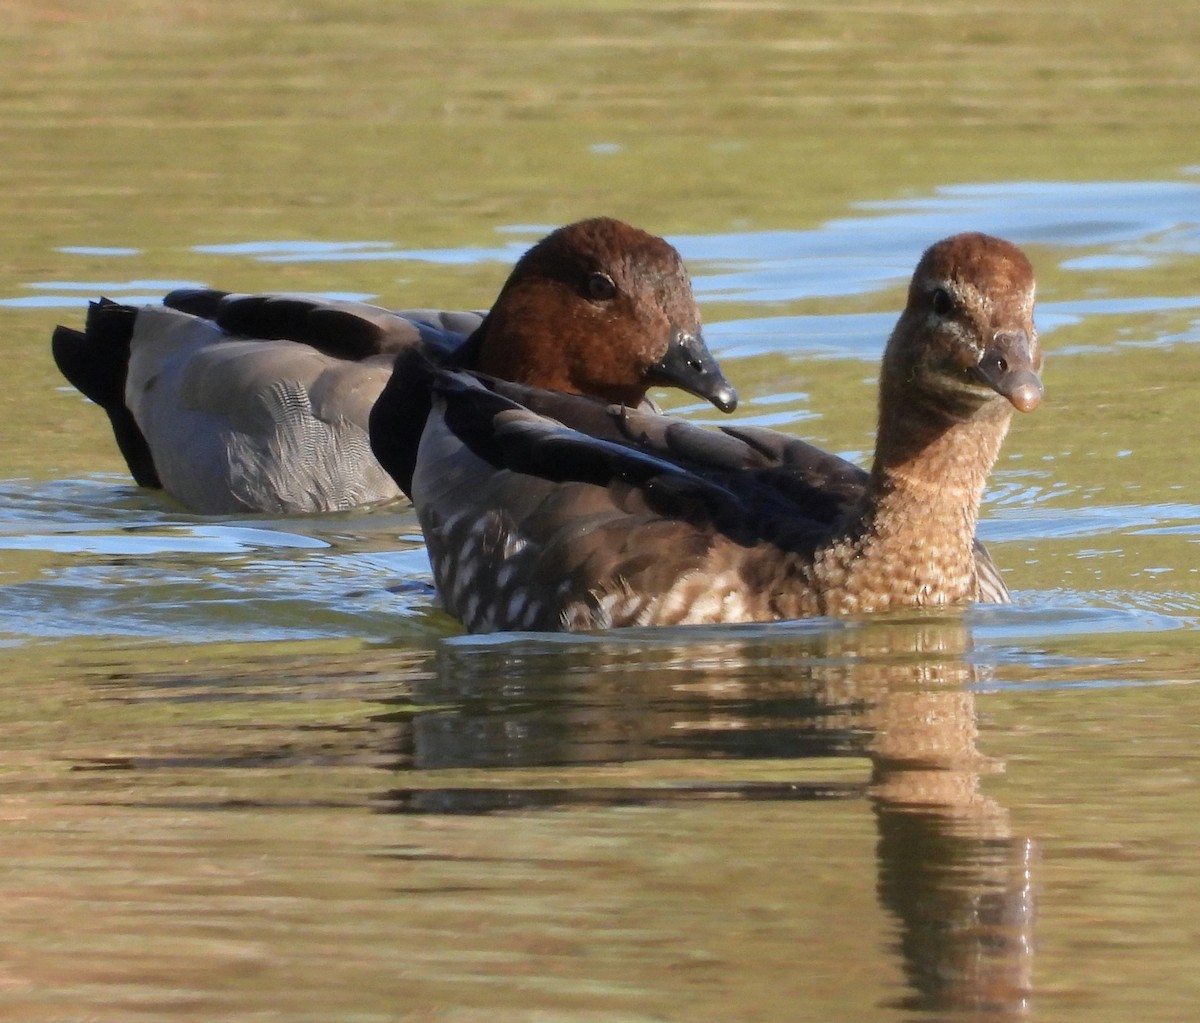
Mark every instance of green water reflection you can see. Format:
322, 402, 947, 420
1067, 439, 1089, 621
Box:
1, 1, 1199, 1021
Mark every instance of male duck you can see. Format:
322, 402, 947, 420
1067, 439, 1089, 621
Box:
374, 232, 1043, 633
51, 217, 737, 515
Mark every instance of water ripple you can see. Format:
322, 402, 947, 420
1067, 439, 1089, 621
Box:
8, 179, 1197, 316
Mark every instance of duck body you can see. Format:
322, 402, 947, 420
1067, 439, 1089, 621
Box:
55, 297, 479, 513
52, 218, 736, 515
384, 233, 1042, 633
129, 302, 470, 513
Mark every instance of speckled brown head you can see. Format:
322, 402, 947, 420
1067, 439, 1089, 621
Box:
473, 217, 737, 412
881, 232, 1043, 428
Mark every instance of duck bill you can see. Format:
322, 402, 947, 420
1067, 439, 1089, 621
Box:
974, 330, 1044, 413
651, 327, 738, 413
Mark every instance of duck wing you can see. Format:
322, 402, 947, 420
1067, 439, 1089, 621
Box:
119, 303, 402, 513
441, 377, 860, 535
409, 371, 843, 632
164, 288, 484, 361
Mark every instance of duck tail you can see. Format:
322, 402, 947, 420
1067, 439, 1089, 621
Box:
51, 299, 161, 488
52, 298, 133, 408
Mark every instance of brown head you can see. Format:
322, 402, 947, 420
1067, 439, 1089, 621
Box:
472, 217, 737, 412
880, 232, 1043, 430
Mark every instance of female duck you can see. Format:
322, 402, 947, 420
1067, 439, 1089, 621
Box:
51, 218, 736, 515
381, 232, 1043, 632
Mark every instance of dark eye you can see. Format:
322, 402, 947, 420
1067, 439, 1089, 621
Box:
586, 272, 617, 301
931, 287, 954, 316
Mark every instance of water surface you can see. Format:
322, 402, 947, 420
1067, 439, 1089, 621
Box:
2, 3, 1199, 1021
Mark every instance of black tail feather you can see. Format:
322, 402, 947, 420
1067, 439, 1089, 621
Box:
51, 301, 161, 489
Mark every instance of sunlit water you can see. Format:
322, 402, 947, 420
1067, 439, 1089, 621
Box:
5, 176, 1199, 1022
3, 3, 1200, 1021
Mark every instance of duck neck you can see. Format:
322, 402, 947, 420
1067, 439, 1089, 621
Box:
814, 396, 1011, 614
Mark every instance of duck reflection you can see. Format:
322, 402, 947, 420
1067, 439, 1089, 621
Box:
379, 615, 1037, 1017
857, 624, 1037, 1018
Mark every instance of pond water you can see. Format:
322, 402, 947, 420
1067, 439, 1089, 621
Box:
2, 2, 1199, 1021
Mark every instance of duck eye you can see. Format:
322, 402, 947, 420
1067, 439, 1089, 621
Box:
931, 287, 954, 316
586, 272, 617, 301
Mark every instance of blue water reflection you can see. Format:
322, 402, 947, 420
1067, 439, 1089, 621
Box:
7, 178, 1198, 314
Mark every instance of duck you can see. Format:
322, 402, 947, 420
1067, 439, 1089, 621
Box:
51, 217, 738, 515
373, 232, 1043, 633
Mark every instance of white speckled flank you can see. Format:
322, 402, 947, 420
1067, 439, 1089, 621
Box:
672, 573, 754, 626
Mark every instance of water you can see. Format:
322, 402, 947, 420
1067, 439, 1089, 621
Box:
2, 3, 1200, 1020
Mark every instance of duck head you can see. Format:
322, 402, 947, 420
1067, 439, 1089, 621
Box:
474, 217, 737, 412
881, 232, 1043, 425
